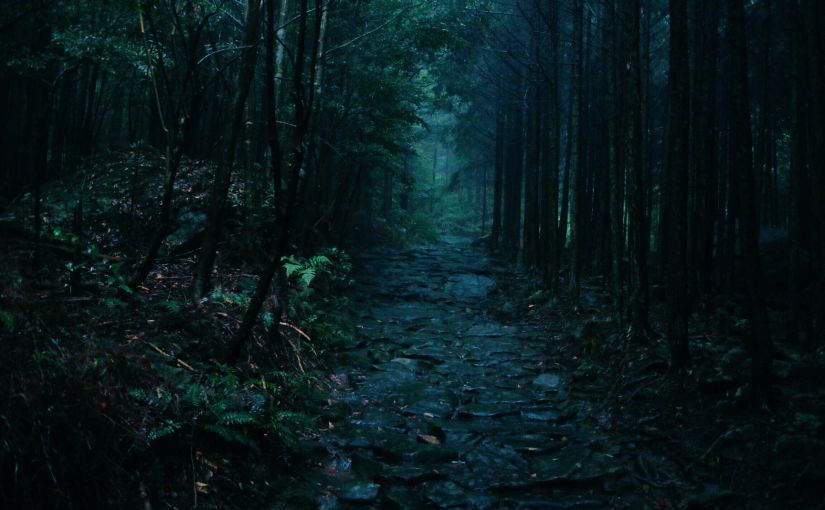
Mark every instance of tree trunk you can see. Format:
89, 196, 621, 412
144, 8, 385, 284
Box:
491, 98, 504, 250
802, 0, 825, 349
192, 0, 263, 300
693, 0, 719, 309
665, 0, 691, 370
567, 0, 584, 308
225, 0, 318, 365
523, 33, 541, 269
607, 0, 623, 320
542, 0, 560, 295
727, 0, 773, 405
788, 0, 805, 345
625, 0, 650, 340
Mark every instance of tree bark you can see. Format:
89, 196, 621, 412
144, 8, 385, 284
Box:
491, 98, 504, 249
225, 0, 325, 365
625, 0, 650, 340
727, 0, 773, 405
192, 0, 263, 300
787, 0, 805, 345
541, 0, 560, 295
567, 0, 584, 308
665, 0, 691, 370
607, 0, 622, 320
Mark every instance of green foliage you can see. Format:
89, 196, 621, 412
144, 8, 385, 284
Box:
0, 310, 15, 332
406, 212, 440, 243
282, 248, 355, 349
131, 361, 317, 453
283, 254, 332, 288
150, 299, 183, 314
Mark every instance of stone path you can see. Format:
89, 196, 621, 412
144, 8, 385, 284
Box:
309, 237, 634, 510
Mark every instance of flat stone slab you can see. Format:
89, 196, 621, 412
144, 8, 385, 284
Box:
424, 481, 471, 508
338, 482, 380, 503
530, 445, 591, 482
458, 403, 520, 418
533, 373, 561, 390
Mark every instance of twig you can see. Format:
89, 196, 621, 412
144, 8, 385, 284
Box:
146, 341, 197, 372
287, 338, 305, 373
280, 322, 311, 342
177, 359, 197, 372
147, 342, 170, 357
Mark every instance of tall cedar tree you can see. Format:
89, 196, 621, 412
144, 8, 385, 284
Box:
567, 0, 583, 308
624, 0, 650, 340
665, 0, 690, 369
726, 0, 773, 405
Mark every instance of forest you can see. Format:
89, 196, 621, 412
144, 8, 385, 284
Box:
0, 0, 824, 508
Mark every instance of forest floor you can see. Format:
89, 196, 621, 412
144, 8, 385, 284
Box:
300, 235, 825, 510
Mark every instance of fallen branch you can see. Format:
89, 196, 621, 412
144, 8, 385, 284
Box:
280, 321, 311, 342
287, 338, 305, 373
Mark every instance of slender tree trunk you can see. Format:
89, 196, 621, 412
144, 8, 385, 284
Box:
567, 0, 584, 307
491, 99, 504, 249
666, 0, 691, 370
267, 0, 284, 216
523, 33, 541, 269
694, 0, 719, 308
788, 0, 805, 344
542, 0, 560, 295
192, 0, 263, 299
625, 0, 650, 340
383, 168, 392, 222
754, 0, 772, 225
802, 0, 825, 349
608, 0, 623, 320
559, 87, 572, 268
226, 0, 317, 365
727, 0, 773, 405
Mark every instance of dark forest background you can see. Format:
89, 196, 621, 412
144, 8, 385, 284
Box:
1, 0, 824, 507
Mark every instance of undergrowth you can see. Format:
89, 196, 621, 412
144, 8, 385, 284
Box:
0, 152, 359, 509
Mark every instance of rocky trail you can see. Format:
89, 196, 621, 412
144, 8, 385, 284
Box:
296, 237, 667, 510
296, 237, 824, 510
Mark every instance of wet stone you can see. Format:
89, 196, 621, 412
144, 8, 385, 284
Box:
382, 487, 428, 510
400, 400, 455, 419
530, 445, 591, 482
491, 435, 565, 455
373, 358, 434, 374
434, 362, 494, 378
350, 411, 407, 429
471, 389, 532, 406
377, 465, 447, 485
423, 481, 470, 508
521, 408, 563, 422
533, 373, 561, 390
338, 482, 380, 504
351, 450, 385, 478
458, 402, 520, 418
466, 441, 528, 473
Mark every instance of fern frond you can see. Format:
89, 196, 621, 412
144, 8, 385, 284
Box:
148, 419, 181, 441
220, 411, 259, 426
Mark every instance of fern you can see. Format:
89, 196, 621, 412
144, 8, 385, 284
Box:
151, 300, 182, 313
101, 297, 127, 310
181, 383, 207, 407
219, 411, 258, 426
148, 419, 182, 442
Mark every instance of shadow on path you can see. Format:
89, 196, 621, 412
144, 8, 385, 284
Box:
302, 237, 688, 509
